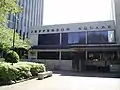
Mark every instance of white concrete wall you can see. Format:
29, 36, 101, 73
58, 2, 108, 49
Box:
29, 34, 38, 45
30, 20, 115, 34
113, 0, 120, 44
24, 59, 72, 71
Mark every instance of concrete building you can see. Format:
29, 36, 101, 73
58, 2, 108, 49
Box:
7, 0, 44, 39
28, 0, 120, 72
28, 20, 120, 71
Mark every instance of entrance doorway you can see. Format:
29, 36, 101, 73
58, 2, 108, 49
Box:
72, 51, 85, 72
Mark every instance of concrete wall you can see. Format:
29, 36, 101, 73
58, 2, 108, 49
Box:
29, 34, 38, 45
113, 0, 120, 44
24, 59, 72, 71
29, 20, 115, 46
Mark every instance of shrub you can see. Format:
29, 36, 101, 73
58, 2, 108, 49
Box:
5, 50, 19, 63
0, 62, 46, 85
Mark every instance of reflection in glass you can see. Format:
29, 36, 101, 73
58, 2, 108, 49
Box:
87, 30, 115, 44
62, 32, 86, 45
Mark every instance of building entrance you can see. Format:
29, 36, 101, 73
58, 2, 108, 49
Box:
72, 51, 85, 72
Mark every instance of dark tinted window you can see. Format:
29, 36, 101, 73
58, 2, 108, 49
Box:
87, 31, 115, 44
38, 33, 60, 45
37, 52, 59, 59
62, 32, 86, 45
61, 52, 73, 60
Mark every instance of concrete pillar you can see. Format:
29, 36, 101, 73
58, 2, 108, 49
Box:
112, 0, 120, 43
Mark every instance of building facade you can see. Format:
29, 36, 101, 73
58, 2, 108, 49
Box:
28, 20, 120, 71
28, 0, 120, 72
8, 0, 44, 39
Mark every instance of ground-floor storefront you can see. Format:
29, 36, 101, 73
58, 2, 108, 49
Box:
29, 44, 120, 72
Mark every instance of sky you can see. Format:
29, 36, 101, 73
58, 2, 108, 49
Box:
43, 0, 113, 25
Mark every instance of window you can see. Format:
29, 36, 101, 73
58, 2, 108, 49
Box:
38, 33, 60, 45
39, 30, 41, 32
62, 32, 86, 45
87, 30, 115, 44
61, 52, 73, 60
37, 52, 59, 59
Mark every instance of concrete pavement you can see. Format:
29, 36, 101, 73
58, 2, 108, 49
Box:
0, 72, 120, 90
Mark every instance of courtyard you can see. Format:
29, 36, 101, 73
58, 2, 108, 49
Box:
0, 71, 120, 90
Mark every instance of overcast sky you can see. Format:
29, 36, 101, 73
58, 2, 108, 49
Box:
43, 0, 113, 25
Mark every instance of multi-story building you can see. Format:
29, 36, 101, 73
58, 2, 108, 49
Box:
28, 0, 120, 72
7, 0, 44, 39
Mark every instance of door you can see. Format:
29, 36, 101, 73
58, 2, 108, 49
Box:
72, 51, 85, 72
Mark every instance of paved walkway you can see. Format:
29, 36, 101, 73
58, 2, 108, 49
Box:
0, 72, 120, 90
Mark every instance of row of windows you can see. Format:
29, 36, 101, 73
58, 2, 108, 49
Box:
31, 25, 112, 33
37, 51, 117, 60
37, 52, 77, 60
38, 30, 115, 45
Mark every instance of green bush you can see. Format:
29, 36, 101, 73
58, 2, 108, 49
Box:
5, 50, 19, 63
0, 62, 46, 84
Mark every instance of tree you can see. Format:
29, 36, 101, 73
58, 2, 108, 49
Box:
0, 0, 30, 59
0, 0, 22, 27
0, 27, 30, 50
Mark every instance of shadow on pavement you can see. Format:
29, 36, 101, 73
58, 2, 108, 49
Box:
52, 70, 120, 78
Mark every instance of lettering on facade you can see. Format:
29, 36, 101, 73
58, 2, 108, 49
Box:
51, 29, 54, 32
79, 27, 82, 30
61, 28, 64, 31
101, 26, 105, 29
43, 30, 45, 32
66, 28, 70, 30
31, 24, 112, 34
96, 26, 99, 29
56, 29, 59, 31
108, 25, 111, 28
90, 26, 93, 29
84, 27, 87, 30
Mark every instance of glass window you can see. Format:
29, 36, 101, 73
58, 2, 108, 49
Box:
38, 33, 60, 45
37, 52, 59, 59
61, 52, 73, 60
87, 30, 115, 44
62, 32, 86, 45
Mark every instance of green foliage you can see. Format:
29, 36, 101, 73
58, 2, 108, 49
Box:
5, 50, 19, 63
0, 27, 30, 51
0, 0, 30, 51
0, 62, 46, 84
0, 0, 22, 27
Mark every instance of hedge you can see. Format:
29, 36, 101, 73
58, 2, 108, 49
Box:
5, 50, 20, 63
0, 62, 46, 85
